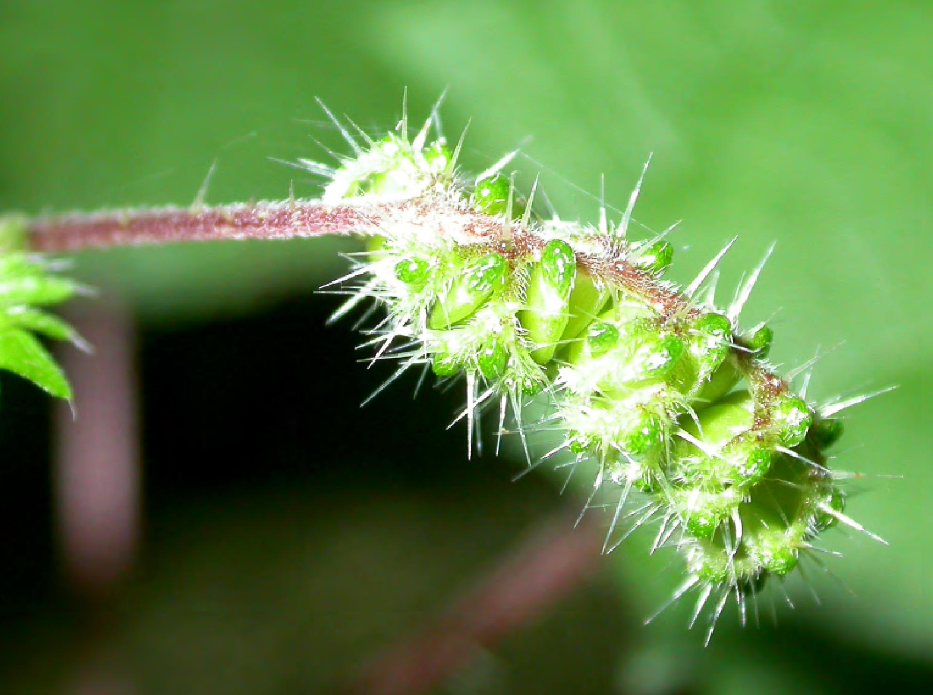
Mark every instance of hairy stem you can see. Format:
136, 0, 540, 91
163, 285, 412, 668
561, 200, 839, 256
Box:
26, 201, 381, 251
24, 196, 787, 410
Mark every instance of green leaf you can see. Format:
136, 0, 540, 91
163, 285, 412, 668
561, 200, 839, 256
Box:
0, 253, 45, 278
3, 307, 79, 343
0, 274, 77, 306
0, 328, 72, 399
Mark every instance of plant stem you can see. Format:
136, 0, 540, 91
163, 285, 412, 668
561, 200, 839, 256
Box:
26, 201, 380, 251
24, 196, 788, 408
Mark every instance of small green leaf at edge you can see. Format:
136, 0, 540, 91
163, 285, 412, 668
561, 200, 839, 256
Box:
0, 327, 72, 399
4, 307, 82, 345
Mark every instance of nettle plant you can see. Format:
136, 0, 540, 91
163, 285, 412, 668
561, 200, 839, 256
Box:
2, 101, 886, 642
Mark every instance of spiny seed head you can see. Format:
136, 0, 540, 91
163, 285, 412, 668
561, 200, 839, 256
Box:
316, 102, 881, 639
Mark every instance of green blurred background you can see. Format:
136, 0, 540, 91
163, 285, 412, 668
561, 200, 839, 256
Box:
1, 0, 931, 693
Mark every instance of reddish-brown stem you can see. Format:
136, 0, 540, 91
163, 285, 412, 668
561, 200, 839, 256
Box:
27, 201, 383, 252
25, 197, 787, 407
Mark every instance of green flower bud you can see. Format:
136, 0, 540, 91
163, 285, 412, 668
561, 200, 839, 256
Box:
773, 395, 813, 447
347, 135, 407, 197
737, 447, 771, 486
518, 241, 577, 365
694, 356, 740, 406
694, 313, 732, 372
624, 412, 662, 457
744, 324, 774, 358
431, 342, 465, 376
559, 273, 610, 342
476, 338, 508, 380
684, 506, 724, 539
634, 240, 673, 274
429, 253, 508, 329
431, 348, 461, 377
423, 140, 452, 171
567, 431, 590, 454
671, 313, 733, 396
753, 535, 798, 576
643, 334, 684, 375
394, 257, 430, 286
323, 130, 457, 204
467, 253, 508, 293
539, 240, 576, 300
473, 174, 516, 217
695, 555, 729, 584
696, 312, 732, 339
585, 321, 619, 357
686, 390, 754, 451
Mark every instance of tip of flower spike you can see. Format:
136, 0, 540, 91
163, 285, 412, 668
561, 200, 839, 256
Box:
312, 98, 456, 205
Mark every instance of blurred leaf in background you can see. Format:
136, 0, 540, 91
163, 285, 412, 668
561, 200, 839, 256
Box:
1, 0, 931, 693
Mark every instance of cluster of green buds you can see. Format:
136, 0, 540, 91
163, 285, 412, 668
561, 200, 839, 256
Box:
310, 106, 877, 637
